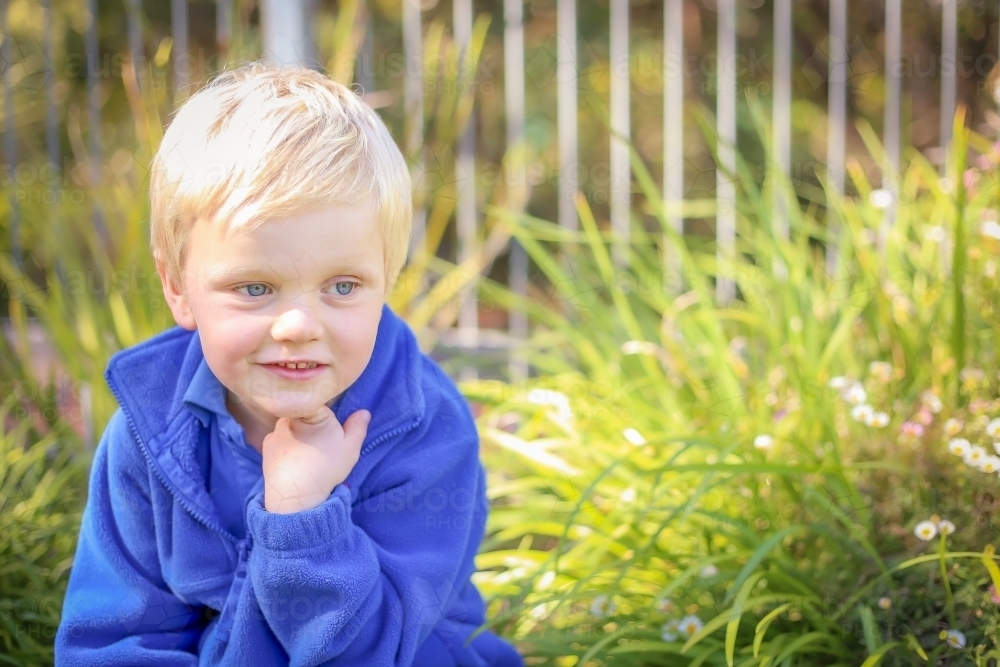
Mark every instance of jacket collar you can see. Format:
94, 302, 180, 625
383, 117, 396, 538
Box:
104, 303, 425, 520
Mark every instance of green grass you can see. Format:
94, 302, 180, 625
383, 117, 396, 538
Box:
466, 103, 1000, 665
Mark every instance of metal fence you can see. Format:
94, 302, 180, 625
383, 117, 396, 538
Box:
0, 0, 993, 383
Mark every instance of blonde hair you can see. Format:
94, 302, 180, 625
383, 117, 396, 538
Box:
149, 62, 412, 293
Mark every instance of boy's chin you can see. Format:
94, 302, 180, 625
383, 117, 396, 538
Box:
262, 399, 338, 421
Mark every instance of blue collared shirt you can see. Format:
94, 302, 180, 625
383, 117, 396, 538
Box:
181, 358, 344, 540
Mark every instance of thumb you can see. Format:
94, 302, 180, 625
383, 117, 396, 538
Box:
343, 409, 372, 445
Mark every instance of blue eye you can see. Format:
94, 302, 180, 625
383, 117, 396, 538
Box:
238, 283, 269, 297
333, 281, 356, 296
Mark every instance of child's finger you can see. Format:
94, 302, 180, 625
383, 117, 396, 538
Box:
342, 409, 372, 446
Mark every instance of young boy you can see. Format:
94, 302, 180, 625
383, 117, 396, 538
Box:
54, 63, 524, 667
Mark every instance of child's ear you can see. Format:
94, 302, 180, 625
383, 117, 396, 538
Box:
154, 251, 197, 331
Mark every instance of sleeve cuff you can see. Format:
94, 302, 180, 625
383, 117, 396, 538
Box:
246, 483, 352, 553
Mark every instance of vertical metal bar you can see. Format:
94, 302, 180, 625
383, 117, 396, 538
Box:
217, 0, 232, 64
663, 0, 683, 293
45, 0, 63, 283
261, 0, 310, 67
86, 0, 100, 175
45, 0, 58, 173
716, 0, 736, 305
826, 0, 846, 275
172, 0, 189, 101
557, 0, 577, 237
505, 0, 527, 382
403, 0, 426, 262
883, 0, 900, 233
80, 382, 93, 454
940, 0, 956, 175
454, 0, 478, 371
86, 0, 105, 244
609, 0, 630, 269
3, 0, 17, 266
126, 0, 143, 90
356, 2, 374, 92
772, 0, 790, 240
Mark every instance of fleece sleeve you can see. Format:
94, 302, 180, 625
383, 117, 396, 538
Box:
244, 395, 488, 667
54, 408, 204, 666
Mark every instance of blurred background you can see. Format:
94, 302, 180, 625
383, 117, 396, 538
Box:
6, 0, 1000, 665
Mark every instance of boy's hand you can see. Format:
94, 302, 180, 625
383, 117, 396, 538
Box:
261, 407, 371, 514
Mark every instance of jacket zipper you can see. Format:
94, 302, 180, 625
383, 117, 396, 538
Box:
360, 416, 422, 458
110, 382, 257, 648
214, 534, 251, 643
107, 381, 238, 546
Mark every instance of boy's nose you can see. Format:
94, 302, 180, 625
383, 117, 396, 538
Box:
271, 303, 322, 343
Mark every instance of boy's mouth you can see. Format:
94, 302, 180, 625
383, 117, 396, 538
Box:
271, 361, 319, 369
261, 362, 328, 381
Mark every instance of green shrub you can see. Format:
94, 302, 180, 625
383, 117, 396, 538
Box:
469, 106, 1000, 666
0, 393, 88, 666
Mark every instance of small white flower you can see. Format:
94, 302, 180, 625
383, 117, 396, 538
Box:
869, 188, 893, 209
922, 392, 944, 414
869, 361, 893, 383
660, 619, 678, 642
993, 441, 1000, 456
983, 220, 1000, 241
655, 598, 674, 613
753, 434, 774, 450
925, 225, 947, 243
621, 340, 661, 355
623, 428, 646, 446
525, 388, 574, 422
914, 520, 938, 541
964, 445, 988, 467
980, 456, 1000, 474
878, 597, 892, 610
948, 438, 971, 456
944, 628, 966, 649
699, 564, 718, 578
829, 376, 851, 390
937, 519, 956, 536
960, 368, 986, 387
589, 595, 615, 618
867, 411, 890, 428
944, 419, 963, 437
677, 615, 704, 637
987, 419, 1000, 439
842, 383, 867, 405
851, 404, 874, 423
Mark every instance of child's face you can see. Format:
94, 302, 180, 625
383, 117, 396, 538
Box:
158, 204, 386, 429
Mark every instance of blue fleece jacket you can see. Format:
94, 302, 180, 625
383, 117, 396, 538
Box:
54, 303, 524, 667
